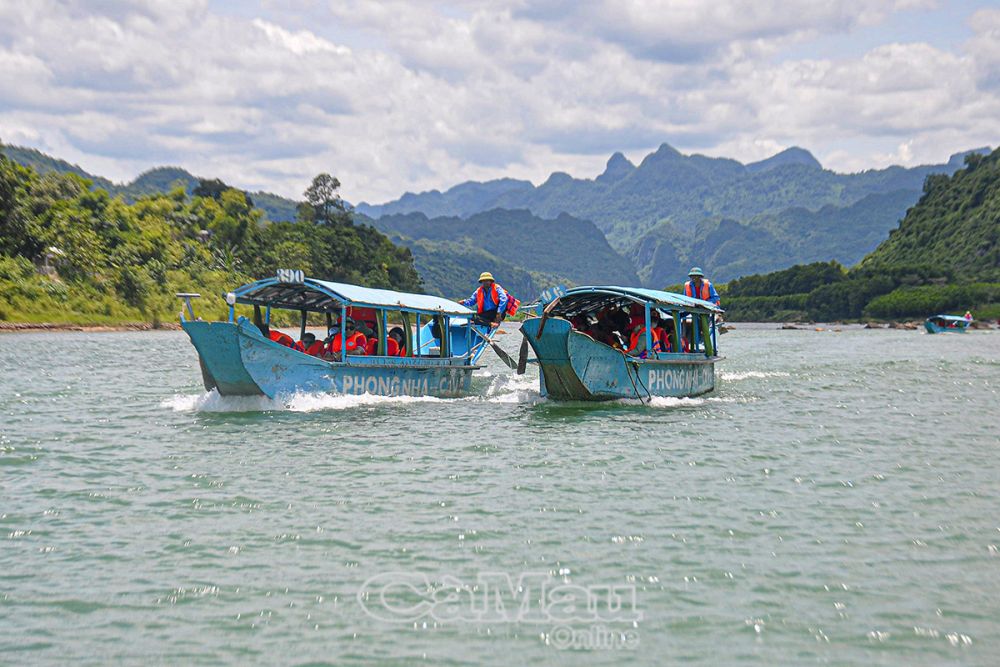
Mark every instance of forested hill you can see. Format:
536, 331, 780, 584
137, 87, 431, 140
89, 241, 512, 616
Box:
0, 151, 421, 325
633, 189, 920, 285
0, 145, 301, 223
720, 148, 1000, 322
862, 148, 1000, 281
363, 208, 640, 299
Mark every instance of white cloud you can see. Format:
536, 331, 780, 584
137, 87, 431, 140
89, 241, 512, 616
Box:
0, 0, 995, 204
252, 19, 351, 56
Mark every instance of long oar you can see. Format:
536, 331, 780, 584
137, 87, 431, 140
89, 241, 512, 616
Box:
516, 336, 529, 375
472, 327, 517, 370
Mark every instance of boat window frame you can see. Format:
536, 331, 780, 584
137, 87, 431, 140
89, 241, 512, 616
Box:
543, 290, 719, 359
232, 292, 469, 363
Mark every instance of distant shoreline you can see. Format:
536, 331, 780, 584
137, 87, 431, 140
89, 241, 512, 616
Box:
0, 322, 182, 334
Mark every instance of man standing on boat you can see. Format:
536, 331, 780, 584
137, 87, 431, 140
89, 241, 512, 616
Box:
461, 272, 509, 328
684, 267, 721, 307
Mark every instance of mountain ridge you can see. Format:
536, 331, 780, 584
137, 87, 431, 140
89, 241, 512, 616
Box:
357, 142, 989, 285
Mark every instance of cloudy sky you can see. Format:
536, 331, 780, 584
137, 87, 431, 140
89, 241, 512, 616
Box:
1, 0, 998, 204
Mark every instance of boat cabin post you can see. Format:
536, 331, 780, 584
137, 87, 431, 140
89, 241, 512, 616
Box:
380, 312, 387, 355
701, 314, 714, 356
402, 312, 412, 356
340, 304, 348, 358
414, 312, 422, 357
670, 308, 684, 352
644, 302, 652, 353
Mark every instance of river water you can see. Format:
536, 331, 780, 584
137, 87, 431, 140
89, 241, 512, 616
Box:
2, 324, 999, 665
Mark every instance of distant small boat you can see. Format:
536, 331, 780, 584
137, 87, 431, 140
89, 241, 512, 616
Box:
924, 314, 971, 334
178, 270, 498, 398
519, 286, 724, 401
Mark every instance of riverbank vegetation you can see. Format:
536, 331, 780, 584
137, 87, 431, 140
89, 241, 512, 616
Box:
0, 148, 421, 325
719, 148, 1000, 322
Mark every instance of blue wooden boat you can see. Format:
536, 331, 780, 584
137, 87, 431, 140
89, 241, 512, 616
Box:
519, 286, 724, 401
178, 270, 498, 398
924, 314, 971, 334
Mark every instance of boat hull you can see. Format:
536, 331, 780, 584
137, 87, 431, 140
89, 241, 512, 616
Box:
924, 320, 968, 334
521, 317, 718, 401
182, 319, 476, 398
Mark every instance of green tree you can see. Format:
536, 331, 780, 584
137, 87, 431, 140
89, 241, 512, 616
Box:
0, 152, 42, 258
193, 178, 253, 208
299, 173, 350, 225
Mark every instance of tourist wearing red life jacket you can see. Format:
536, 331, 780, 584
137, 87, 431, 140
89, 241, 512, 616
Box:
323, 318, 367, 358
385, 336, 400, 357
267, 328, 296, 348
460, 272, 518, 328
294, 332, 323, 355
388, 327, 406, 357
626, 314, 666, 358
683, 267, 721, 306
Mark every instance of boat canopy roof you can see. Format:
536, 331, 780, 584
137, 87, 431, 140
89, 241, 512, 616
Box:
553, 285, 724, 314
928, 314, 968, 322
232, 275, 474, 316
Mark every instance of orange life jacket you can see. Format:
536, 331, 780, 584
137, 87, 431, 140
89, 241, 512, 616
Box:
506, 295, 520, 316
386, 337, 400, 357
305, 340, 325, 356
684, 279, 712, 301
327, 331, 367, 355
628, 327, 665, 354
268, 330, 295, 348
475, 284, 500, 314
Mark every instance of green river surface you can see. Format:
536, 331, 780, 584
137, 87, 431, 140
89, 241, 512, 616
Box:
1, 324, 999, 666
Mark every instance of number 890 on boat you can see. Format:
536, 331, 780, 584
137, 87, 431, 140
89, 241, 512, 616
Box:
276, 269, 304, 284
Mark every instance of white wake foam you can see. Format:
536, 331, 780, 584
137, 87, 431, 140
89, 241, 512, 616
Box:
718, 370, 791, 381
483, 372, 544, 405
161, 389, 448, 413
610, 396, 707, 408
162, 371, 546, 413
